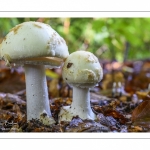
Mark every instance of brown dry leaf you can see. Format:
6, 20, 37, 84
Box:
114, 72, 125, 83
0, 93, 26, 127
51, 97, 72, 107
96, 113, 111, 127
142, 61, 150, 71
65, 117, 110, 132
0, 110, 17, 121
104, 109, 127, 124
126, 71, 150, 94
21, 119, 53, 132
136, 91, 150, 101
101, 74, 112, 90
59, 82, 72, 98
0, 93, 26, 105
9, 124, 21, 132
0, 68, 25, 93
128, 126, 146, 132
132, 100, 150, 127
119, 95, 128, 102
48, 79, 59, 98
92, 105, 104, 114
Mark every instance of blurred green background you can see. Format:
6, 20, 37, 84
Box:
0, 18, 150, 62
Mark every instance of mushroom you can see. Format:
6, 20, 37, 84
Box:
0, 21, 69, 125
58, 50, 103, 122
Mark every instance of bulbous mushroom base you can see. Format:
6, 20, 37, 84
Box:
59, 87, 97, 122
58, 105, 96, 122
40, 110, 55, 125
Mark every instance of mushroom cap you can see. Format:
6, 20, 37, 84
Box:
0, 21, 69, 66
62, 50, 103, 88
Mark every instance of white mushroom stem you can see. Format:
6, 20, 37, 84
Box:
59, 86, 96, 122
24, 64, 55, 124
71, 86, 96, 120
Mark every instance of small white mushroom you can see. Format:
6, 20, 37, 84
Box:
0, 21, 69, 125
59, 50, 103, 122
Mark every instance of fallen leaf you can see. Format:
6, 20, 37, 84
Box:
132, 100, 150, 123
65, 117, 110, 132
0, 68, 25, 93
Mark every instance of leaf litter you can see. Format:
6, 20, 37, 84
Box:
0, 59, 150, 132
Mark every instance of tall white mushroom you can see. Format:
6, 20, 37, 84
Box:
59, 50, 103, 122
0, 21, 69, 125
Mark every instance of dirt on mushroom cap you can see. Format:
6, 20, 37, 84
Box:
62, 50, 103, 87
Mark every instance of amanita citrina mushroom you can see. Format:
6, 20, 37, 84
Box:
59, 50, 103, 122
0, 21, 69, 125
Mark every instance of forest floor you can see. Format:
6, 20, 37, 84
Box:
0, 59, 150, 132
